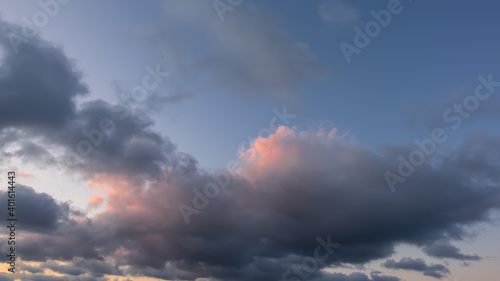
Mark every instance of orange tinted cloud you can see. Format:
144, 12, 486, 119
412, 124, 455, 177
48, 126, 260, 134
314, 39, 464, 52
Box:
88, 195, 104, 208
238, 126, 350, 182
17, 170, 33, 177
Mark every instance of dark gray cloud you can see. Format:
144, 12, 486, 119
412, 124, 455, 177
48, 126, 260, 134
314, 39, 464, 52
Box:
0, 17, 183, 182
18, 263, 44, 274
13, 140, 57, 166
312, 271, 401, 281
0, 185, 75, 234
14, 253, 119, 278
42, 261, 86, 276
53, 99, 184, 180
369, 271, 402, 281
0, 18, 88, 130
10, 130, 500, 281
423, 240, 481, 261
36, 259, 120, 278
0, 87, 193, 183
382, 257, 450, 279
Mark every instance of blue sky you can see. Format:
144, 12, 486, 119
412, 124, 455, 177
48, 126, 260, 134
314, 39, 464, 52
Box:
0, 1, 500, 280
3, 0, 500, 167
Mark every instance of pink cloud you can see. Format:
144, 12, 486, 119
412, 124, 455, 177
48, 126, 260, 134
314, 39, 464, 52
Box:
237, 125, 351, 183
87, 195, 104, 208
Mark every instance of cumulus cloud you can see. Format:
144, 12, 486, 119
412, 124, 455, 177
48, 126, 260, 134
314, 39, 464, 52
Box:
53, 99, 185, 180
0, 18, 88, 130
5, 125, 500, 280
